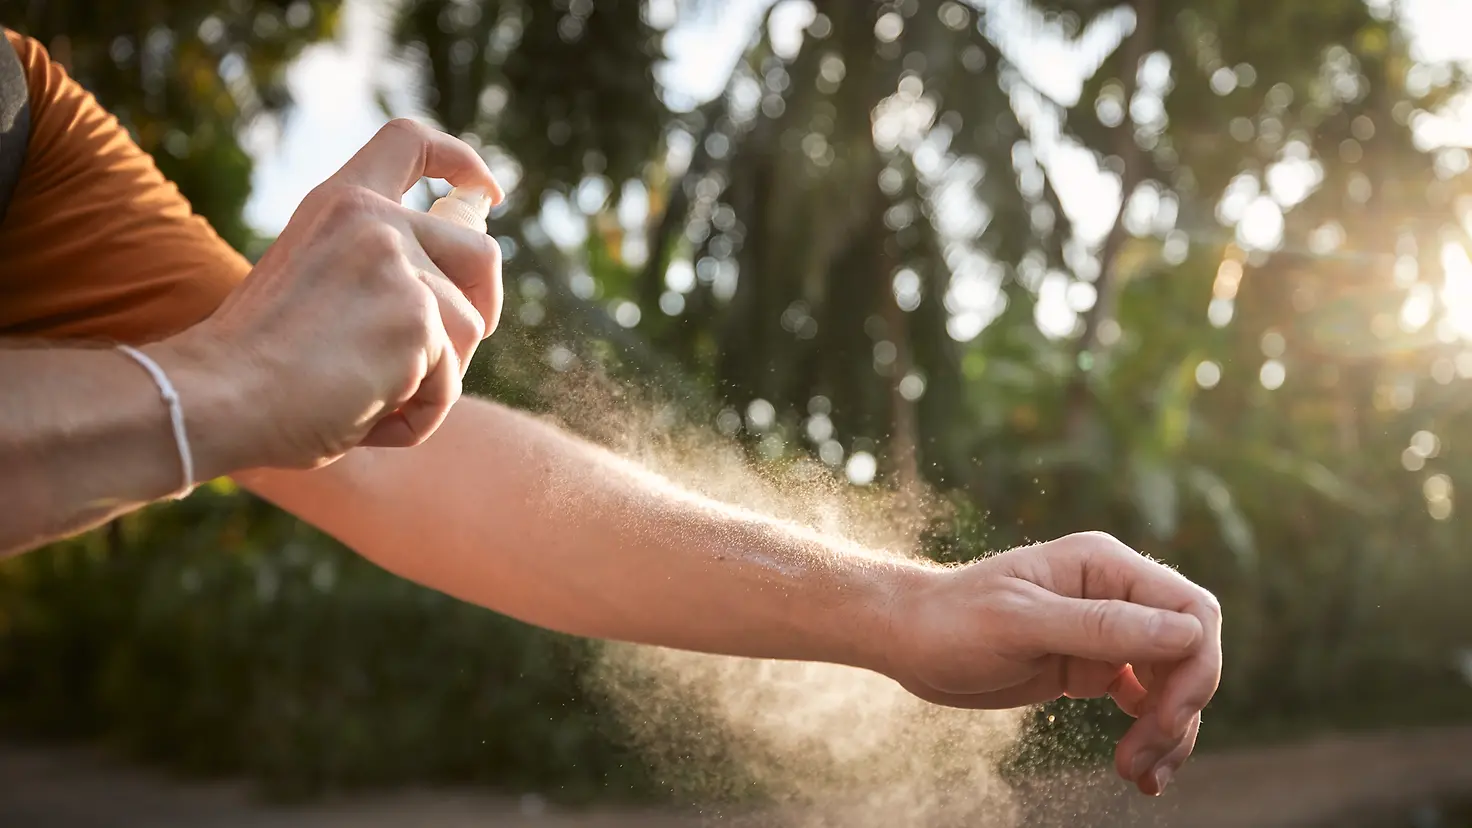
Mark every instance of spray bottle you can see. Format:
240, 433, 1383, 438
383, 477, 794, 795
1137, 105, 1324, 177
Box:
427, 186, 494, 233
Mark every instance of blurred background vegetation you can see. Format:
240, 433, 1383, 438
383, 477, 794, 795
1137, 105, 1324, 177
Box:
2, 0, 1472, 807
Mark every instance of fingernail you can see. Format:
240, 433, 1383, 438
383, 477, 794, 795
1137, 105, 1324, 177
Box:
1130, 751, 1160, 780
1153, 766, 1174, 795
1152, 612, 1203, 651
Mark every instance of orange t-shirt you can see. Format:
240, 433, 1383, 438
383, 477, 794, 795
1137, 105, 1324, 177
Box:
0, 29, 246, 344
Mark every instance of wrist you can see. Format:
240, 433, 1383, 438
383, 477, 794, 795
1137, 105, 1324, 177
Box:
140, 330, 270, 482
856, 557, 945, 681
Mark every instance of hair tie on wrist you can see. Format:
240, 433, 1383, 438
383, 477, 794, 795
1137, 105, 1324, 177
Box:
117, 344, 196, 499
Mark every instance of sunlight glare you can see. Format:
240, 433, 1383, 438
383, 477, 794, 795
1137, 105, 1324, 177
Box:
1400, 283, 1434, 332
1266, 152, 1323, 208
1440, 243, 1472, 338
1237, 196, 1285, 251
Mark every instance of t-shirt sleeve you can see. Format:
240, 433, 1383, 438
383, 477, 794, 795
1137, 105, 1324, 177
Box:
0, 30, 248, 345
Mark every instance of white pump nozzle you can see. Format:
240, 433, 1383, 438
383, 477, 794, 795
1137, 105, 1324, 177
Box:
427, 186, 493, 234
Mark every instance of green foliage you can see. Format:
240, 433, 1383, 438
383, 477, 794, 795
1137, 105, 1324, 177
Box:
0, 487, 656, 803
393, 0, 667, 188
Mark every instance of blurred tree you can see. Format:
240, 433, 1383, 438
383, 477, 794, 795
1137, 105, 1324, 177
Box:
404, 0, 1472, 718
0, 0, 343, 249
394, 0, 667, 191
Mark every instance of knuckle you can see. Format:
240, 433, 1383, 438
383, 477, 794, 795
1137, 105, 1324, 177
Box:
1196, 588, 1223, 620
452, 233, 501, 283
1070, 530, 1130, 557
312, 182, 377, 220
387, 367, 421, 407
297, 184, 335, 220
478, 233, 503, 267
463, 304, 488, 341
441, 296, 485, 350
311, 179, 350, 204
381, 116, 428, 142
352, 223, 404, 264
983, 578, 1038, 621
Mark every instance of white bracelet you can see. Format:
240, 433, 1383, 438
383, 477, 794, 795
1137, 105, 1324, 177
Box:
116, 344, 196, 499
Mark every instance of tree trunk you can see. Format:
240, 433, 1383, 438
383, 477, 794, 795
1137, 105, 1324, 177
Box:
1063, 0, 1157, 432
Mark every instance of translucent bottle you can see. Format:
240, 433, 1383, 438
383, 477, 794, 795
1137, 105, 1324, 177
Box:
427, 186, 493, 233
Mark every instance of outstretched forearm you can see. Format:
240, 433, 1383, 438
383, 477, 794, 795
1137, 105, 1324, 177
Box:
0, 339, 251, 557
239, 398, 928, 673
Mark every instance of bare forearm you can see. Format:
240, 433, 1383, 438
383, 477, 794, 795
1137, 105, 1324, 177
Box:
240, 398, 928, 673
0, 340, 247, 556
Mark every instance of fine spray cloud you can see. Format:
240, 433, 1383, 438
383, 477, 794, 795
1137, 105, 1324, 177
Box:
441, 198, 1082, 828
513, 364, 1034, 828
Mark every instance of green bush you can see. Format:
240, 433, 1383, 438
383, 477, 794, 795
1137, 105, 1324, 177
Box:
0, 485, 656, 803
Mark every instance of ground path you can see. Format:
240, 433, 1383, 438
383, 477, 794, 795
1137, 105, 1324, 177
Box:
3, 726, 1470, 827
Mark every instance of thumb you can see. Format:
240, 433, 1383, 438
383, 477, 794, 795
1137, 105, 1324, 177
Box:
1019, 594, 1204, 664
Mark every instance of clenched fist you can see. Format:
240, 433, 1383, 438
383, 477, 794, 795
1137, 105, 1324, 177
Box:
149, 119, 504, 473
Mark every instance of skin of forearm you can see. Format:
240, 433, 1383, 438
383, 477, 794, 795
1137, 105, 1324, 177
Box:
239, 398, 934, 675
0, 340, 249, 557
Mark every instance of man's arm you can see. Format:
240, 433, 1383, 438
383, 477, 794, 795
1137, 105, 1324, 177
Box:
240, 395, 1222, 797
239, 397, 918, 674
0, 340, 252, 556
0, 118, 503, 558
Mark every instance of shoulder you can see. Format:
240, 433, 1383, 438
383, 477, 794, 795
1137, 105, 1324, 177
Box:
0, 28, 248, 344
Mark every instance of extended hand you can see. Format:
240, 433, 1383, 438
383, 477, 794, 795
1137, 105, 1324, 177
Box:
885, 531, 1222, 796
148, 119, 505, 474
